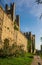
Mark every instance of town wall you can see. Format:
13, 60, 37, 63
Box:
0, 6, 28, 52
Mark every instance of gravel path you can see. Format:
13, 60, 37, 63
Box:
31, 55, 42, 65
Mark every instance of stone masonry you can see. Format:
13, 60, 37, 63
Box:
0, 3, 28, 52
24, 32, 35, 53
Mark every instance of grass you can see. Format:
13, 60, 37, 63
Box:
0, 53, 33, 65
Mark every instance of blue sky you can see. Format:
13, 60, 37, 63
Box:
0, 0, 42, 50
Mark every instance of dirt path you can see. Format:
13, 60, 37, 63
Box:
31, 55, 42, 65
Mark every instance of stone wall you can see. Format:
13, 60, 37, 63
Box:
24, 32, 35, 53
0, 8, 14, 45
0, 6, 28, 52
14, 30, 28, 52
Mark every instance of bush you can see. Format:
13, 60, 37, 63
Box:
0, 38, 11, 57
11, 44, 25, 57
0, 40, 26, 57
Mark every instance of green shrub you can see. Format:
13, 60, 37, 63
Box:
11, 44, 25, 57
0, 40, 25, 57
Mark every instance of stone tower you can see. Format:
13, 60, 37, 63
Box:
23, 32, 35, 53
29, 32, 32, 40
41, 45, 42, 51
16, 15, 20, 30
5, 3, 15, 22
32, 35, 35, 53
0, 6, 15, 46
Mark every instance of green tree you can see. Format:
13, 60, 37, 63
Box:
36, 0, 42, 4
36, 0, 42, 19
40, 37, 42, 43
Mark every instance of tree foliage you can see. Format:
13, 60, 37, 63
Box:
40, 37, 42, 42
36, 0, 42, 19
36, 0, 42, 4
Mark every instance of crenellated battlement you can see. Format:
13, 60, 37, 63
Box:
5, 3, 15, 22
